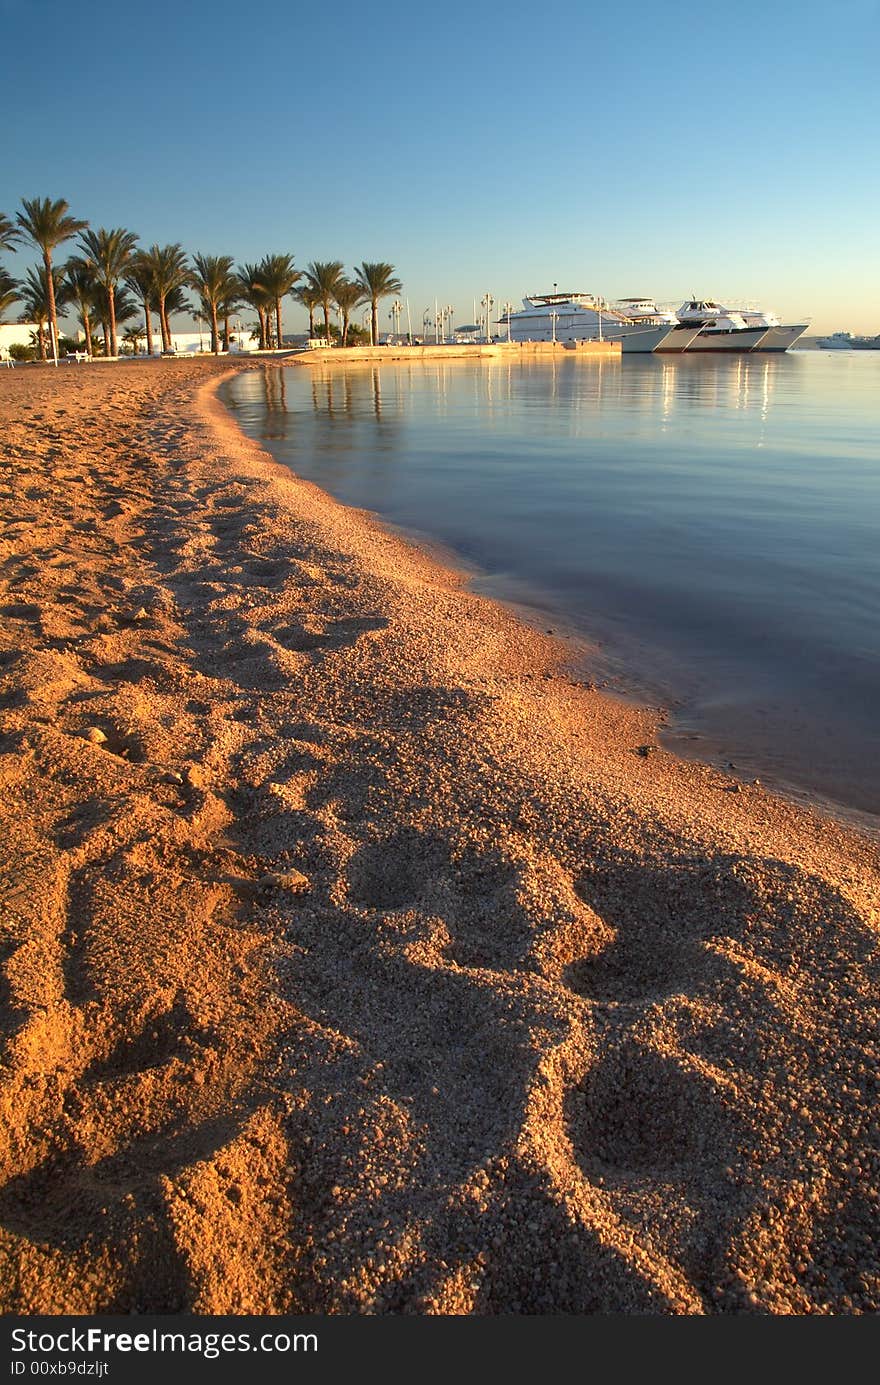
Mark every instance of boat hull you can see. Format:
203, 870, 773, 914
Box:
685, 327, 771, 352
621, 325, 702, 353
752, 324, 808, 351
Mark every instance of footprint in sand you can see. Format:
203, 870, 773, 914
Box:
269, 614, 386, 655
237, 557, 290, 590
346, 827, 532, 971
565, 1036, 740, 1177
564, 855, 759, 1003
0, 602, 41, 624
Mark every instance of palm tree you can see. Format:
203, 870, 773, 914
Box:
190, 253, 236, 353
125, 254, 157, 355
257, 253, 300, 351
136, 244, 190, 352
20, 266, 52, 360
64, 257, 100, 357
291, 283, 321, 341
333, 278, 366, 347
15, 197, 88, 357
105, 283, 138, 332
354, 262, 403, 346
19, 264, 70, 361
78, 227, 139, 358
123, 325, 145, 357
305, 261, 344, 341
237, 263, 272, 350
217, 281, 243, 351
156, 284, 192, 350
0, 268, 19, 323
0, 214, 20, 254
88, 282, 137, 357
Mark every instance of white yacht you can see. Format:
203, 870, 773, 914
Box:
503, 292, 698, 351
615, 298, 703, 352
721, 302, 809, 351
675, 300, 772, 351
503, 291, 808, 353
503, 291, 626, 343
619, 322, 703, 353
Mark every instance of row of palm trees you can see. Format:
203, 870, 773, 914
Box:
0, 197, 403, 359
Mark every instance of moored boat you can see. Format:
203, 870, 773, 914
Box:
504, 291, 808, 353
502, 292, 592, 342
816, 331, 880, 350
675, 300, 771, 351
816, 332, 854, 349
503, 292, 676, 346
620, 323, 703, 353
750, 324, 809, 351
614, 298, 704, 351
721, 304, 809, 352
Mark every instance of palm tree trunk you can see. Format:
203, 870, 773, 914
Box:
37, 323, 47, 362
159, 296, 170, 352
109, 285, 118, 358
371, 300, 379, 346
223, 314, 230, 351
275, 298, 283, 351
82, 310, 93, 358
210, 305, 219, 354
43, 251, 58, 361
101, 320, 109, 356
144, 301, 153, 355
342, 311, 350, 347
324, 299, 331, 339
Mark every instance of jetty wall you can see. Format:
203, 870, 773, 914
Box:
283, 340, 620, 366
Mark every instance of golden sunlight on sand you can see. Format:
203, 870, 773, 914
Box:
0, 360, 877, 1314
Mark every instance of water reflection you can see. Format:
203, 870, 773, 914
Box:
261, 364, 287, 435
255, 353, 789, 439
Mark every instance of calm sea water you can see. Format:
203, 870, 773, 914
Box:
222, 353, 880, 821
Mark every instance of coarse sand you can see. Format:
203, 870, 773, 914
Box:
0, 358, 877, 1314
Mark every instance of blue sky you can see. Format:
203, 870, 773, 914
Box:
3, 0, 879, 332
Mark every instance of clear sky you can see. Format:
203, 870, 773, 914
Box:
3, 0, 878, 334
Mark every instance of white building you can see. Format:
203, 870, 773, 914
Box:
0, 322, 39, 355
166, 329, 253, 354
120, 328, 254, 355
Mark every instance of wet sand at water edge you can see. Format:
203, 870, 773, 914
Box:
0, 357, 877, 1314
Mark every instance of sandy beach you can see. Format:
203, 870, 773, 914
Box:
0, 357, 877, 1315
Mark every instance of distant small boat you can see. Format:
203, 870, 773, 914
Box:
816, 332, 857, 349
816, 331, 880, 350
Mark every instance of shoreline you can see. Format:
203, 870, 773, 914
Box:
210, 368, 878, 857
223, 360, 880, 837
1, 359, 878, 1314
